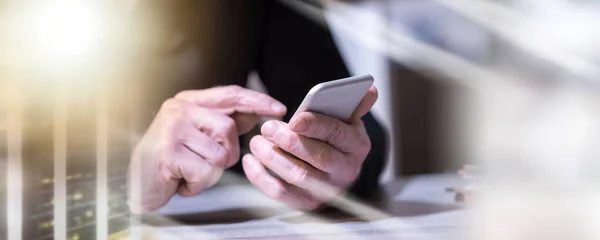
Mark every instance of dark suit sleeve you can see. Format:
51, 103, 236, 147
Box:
255, 1, 387, 199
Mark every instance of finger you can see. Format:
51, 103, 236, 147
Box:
231, 112, 261, 135
136, 144, 208, 210
175, 85, 287, 117
349, 85, 378, 123
175, 147, 223, 197
249, 135, 329, 190
260, 120, 351, 175
289, 112, 369, 153
180, 126, 233, 168
174, 102, 239, 167
242, 154, 321, 210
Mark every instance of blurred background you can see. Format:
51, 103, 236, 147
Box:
2, 0, 600, 239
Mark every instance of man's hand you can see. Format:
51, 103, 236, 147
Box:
128, 86, 286, 212
243, 86, 378, 210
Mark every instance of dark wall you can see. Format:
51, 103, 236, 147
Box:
390, 64, 448, 175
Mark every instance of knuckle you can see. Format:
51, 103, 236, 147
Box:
224, 85, 243, 98
160, 99, 187, 127
329, 123, 345, 144
181, 166, 205, 183
209, 85, 244, 106
212, 144, 231, 167
267, 147, 280, 165
225, 84, 243, 92
161, 98, 183, 114
311, 116, 325, 133
160, 159, 179, 181
156, 161, 173, 181
282, 134, 299, 152
247, 168, 262, 183
290, 164, 310, 186
173, 90, 192, 100
220, 117, 237, 135
358, 135, 371, 153
316, 146, 335, 170
269, 183, 287, 200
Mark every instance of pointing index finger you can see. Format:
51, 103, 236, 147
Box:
175, 85, 287, 117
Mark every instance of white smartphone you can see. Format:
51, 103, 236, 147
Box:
291, 74, 374, 122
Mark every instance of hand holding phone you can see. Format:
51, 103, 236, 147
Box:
243, 75, 377, 210
266, 75, 374, 177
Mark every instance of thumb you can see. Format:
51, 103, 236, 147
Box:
349, 85, 378, 123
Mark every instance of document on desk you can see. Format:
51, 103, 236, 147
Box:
158, 174, 462, 215
157, 185, 287, 215
151, 173, 466, 239
151, 210, 465, 240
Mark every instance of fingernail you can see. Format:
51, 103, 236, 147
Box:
292, 118, 308, 132
261, 121, 277, 137
270, 102, 286, 112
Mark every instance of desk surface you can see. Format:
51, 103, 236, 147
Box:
142, 173, 467, 239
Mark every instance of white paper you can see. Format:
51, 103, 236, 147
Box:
151, 210, 465, 240
157, 185, 287, 215
151, 173, 467, 239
